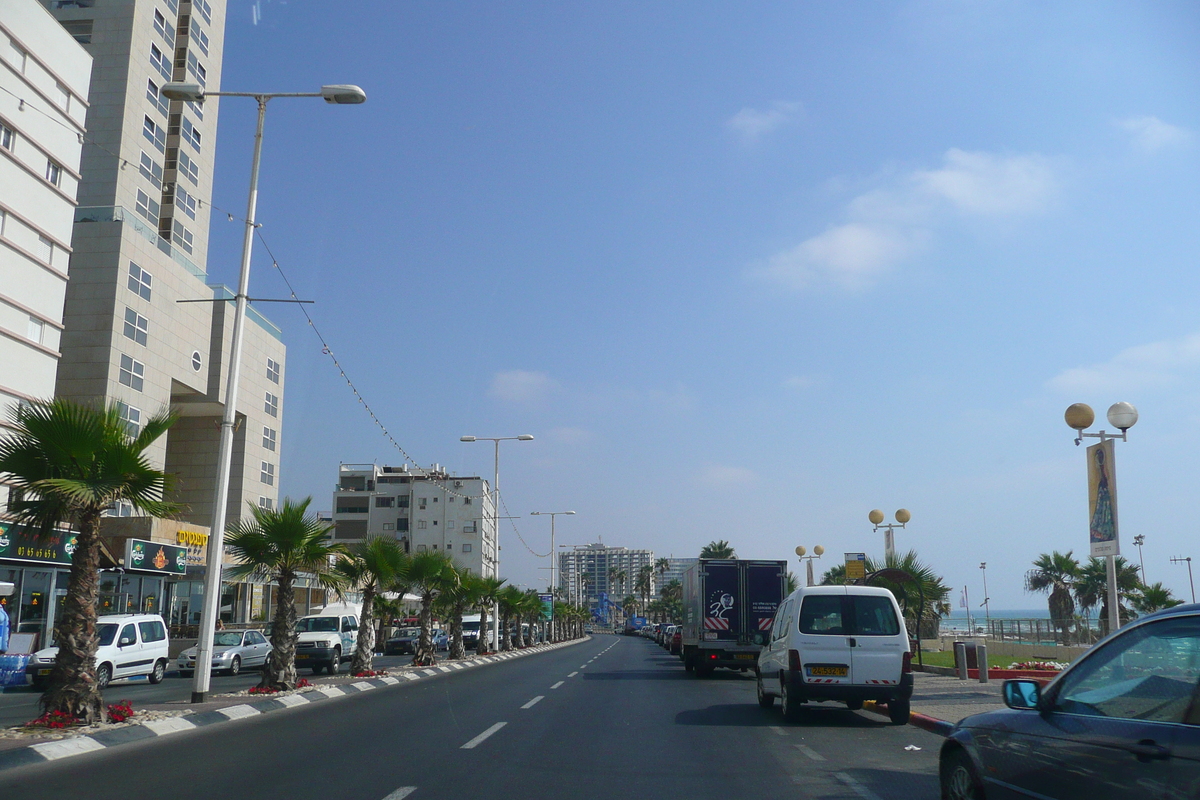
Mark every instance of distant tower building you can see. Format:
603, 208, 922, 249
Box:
659, 557, 697, 591
44, 0, 285, 527
559, 543, 655, 608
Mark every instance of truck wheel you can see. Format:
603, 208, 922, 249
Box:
756, 673, 775, 709
328, 649, 341, 675
888, 698, 910, 725
780, 679, 803, 722
845, 698, 863, 710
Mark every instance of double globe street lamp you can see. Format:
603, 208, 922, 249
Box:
794, 545, 824, 586
869, 508, 911, 561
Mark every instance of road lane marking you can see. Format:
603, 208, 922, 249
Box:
769, 726, 787, 736
551, 681, 564, 689
834, 773, 882, 800
521, 696, 544, 709
568, 671, 578, 677
382, 787, 417, 800
795, 744, 825, 761
461, 722, 507, 749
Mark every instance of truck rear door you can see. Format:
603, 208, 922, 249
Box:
700, 560, 740, 645
742, 561, 786, 646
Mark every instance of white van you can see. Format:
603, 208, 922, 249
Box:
25, 613, 170, 689
755, 585, 912, 724
294, 608, 359, 674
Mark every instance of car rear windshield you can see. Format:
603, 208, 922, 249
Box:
799, 595, 901, 636
295, 617, 339, 633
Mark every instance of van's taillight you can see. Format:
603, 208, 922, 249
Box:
788, 649, 802, 672
902, 651, 913, 674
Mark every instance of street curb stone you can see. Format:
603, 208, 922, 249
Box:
0, 635, 590, 775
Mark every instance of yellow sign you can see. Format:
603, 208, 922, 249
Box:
177, 530, 208, 548
844, 553, 867, 581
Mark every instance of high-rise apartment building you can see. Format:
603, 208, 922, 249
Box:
558, 543, 655, 608
0, 1, 91, 510
332, 464, 498, 578
44, 0, 285, 528
659, 557, 697, 592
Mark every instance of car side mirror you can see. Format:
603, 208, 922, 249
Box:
118, 637, 135, 647
1003, 679, 1041, 710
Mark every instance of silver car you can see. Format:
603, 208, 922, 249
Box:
177, 629, 272, 677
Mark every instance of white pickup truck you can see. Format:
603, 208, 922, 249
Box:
294, 604, 360, 675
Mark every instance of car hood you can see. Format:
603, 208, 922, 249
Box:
297, 631, 341, 643
949, 706, 1025, 732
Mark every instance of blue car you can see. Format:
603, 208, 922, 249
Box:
939, 603, 1200, 799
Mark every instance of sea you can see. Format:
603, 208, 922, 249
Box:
940, 608, 1050, 634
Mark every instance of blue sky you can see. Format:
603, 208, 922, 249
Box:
205, 1, 1200, 609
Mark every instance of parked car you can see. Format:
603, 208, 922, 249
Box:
670, 627, 682, 655
177, 629, 271, 677
756, 584, 912, 724
939, 603, 1200, 800
433, 629, 449, 650
294, 609, 358, 674
26, 613, 169, 689
384, 627, 422, 655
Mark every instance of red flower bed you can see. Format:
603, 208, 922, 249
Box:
295, 679, 313, 688
106, 700, 135, 723
248, 685, 280, 695
966, 668, 1060, 681
353, 670, 388, 678
25, 710, 80, 729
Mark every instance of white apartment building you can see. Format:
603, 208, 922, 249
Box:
0, 1, 92, 508
332, 464, 497, 578
558, 543, 656, 608
659, 557, 697, 592
43, 0, 285, 528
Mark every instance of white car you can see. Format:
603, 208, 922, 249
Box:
26, 613, 170, 689
294, 611, 359, 674
756, 585, 913, 724
176, 629, 271, 677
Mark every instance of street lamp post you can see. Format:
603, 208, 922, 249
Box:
979, 562, 991, 629
869, 508, 911, 561
161, 81, 366, 704
532, 511, 575, 641
1133, 534, 1147, 584
1065, 401, 1139, 636
1171, 556, 1195, 603
794, 545, 825, 586
460, 434, 533, 652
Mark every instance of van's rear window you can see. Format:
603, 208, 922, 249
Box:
799, 595, 900, 636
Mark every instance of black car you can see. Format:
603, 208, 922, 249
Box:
384, 627, 421, 656
939, 603, 1200, 799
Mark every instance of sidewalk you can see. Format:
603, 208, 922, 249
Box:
908, 671, 1008, 723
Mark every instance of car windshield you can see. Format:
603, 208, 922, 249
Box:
462, 622, 480, 632
97, 623, 118, 647
214, 632, 244, 646
295, 617, 339, 633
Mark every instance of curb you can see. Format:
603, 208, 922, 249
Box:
860, 700, 955, 737
0, 635, 591, 774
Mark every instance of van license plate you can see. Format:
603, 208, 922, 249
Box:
295, 654, 309, 661
734, 654, 755, 660
38, 669, 52, 676
807, 665, 848, 677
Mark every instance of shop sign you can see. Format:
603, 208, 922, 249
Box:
124, 538, 188, 575
176, 530, 208, 548
0, 523, 77, 565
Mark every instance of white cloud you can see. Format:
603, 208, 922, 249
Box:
758, 223, 921, 290
699, 464, 758, 486
726, 101, 803, 142
487, 370, 561, 404
755, 148, 1056, 291
548, 426, 593, 445
1117, 116, 1191, 153
1048, 332, 1200, 394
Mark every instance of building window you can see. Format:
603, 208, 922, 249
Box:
189, 19, 210, 55
181, 116, 201, 150
418, 520, 427, 529
139, 151, 164, 189
36, 236, 54, 265
149, 44, 171, 81
45, 161, 63, 187
397, 495, 410, 508
146, 79, 169, 117
258, 497, 274, 510
152, 8, 175, 48
177, 150, 199, 185
446, 521, 455, 530
136, 190, 160, 226
262, 426, 276, 451
194, 0, 212, 24
108, 500, 134, 518
10, 43, 26, 74
172, 219, 193, 253
264, 392, 279, 417
463, 496, 472, 505
397, 518, 409, 532
418, 498, 427, 510
116, 402, 141, 435
266, 358, 280, 383
463, 544, 472, 553
143, 116, 165, 152
186, 52, 207, 87
375, 496, 395, 508
119, 354, 145, 392
123, 307, 149, 345
191, 350, 202, 371
60, 19, 93, 44
416, 544, 427, 552
128, 262, 152, 300
26, 316, 45, 345
382, 523, 394, 531
260, 461, 275, 486
0, 123, 13, 151
175, 186, 197, 219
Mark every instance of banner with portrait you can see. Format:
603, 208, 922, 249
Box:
1087, 439, 1120, 557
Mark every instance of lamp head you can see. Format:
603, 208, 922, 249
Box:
1107, 401, 1138, 431
460, 435, 476, 442
319, 84, 367, 104
895, 508, 911, 524
161, 82, 204, 102
795, 546, 806, 557
1065, 403, 1095, 431
517, 434, 535, 441
813, 545, 825, 557
868, 509, 885, 525
565, 511, 576, 515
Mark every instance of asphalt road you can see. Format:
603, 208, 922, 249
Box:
0, 635, 944, 799
0, 652, 425, 729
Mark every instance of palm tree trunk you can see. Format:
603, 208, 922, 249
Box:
350, 584, 377, 674
413, 593, 437, 666
448, 601, 465, 659
476, 603, 490, 656
41, 511, 104, 723
262, 570, 299, 689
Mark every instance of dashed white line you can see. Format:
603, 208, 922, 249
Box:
550, 681, 564, 689
521, 695, 544, 709
461, 721, 507, 749
568, 671, 578, 677
834, 772, 882, 800
795, 744, 825, 761
381, 787, 417, 800
769, 726, 787, 736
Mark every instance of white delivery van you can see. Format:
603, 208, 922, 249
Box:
756, 585, 913, 724
294, 607, 359, 674
26, 613, 170, 689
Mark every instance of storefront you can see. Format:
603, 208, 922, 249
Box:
0, 523, 88, 651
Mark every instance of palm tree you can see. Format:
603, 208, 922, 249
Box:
0, 398, 178, 722
1026, 551, 1081, 644
636, 563, 654, 612
786, 571, 799, 594
864, 550, 952, 639
225, 497, 348, 690
699, 540, 736, 559
820, 563, 847, 585
1076, 556, 1143, 635
1132, 582, 1184, 615
660, 578, 683, 622
622, 594, 639, 620
406, 551, 460, 666
334, 536, 409, 674
655, 557, 670, 588
497, 585, 525, 650
469, 574, 506, 655
521, 590, 543, 645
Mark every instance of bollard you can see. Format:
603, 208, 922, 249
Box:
955, 641, 968, 680
977, 643, 989, 683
